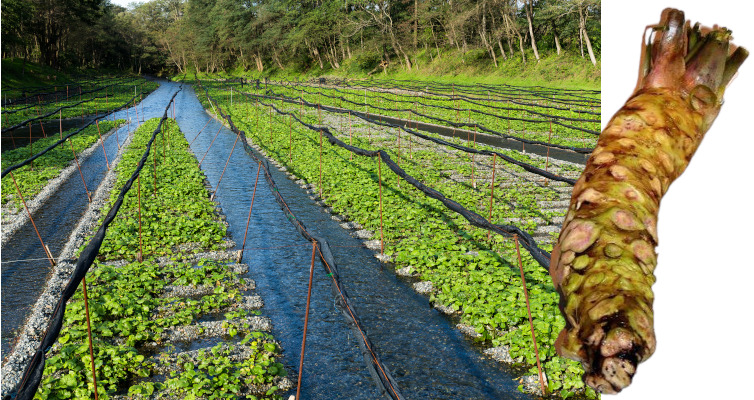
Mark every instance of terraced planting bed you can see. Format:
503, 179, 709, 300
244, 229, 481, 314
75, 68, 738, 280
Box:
2, 117, 290, 399
228, 78, 599, 150
1, 77, 158, 131
197, 79, 600, 398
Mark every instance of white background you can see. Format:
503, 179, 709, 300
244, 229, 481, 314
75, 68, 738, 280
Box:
602, 2, 753, 400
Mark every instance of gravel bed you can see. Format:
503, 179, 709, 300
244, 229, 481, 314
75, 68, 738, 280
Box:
433, 303, 457, 315
339, 221, 362, 230
161, 281, 256, 298
353, 229, 373, 239
483, 346, 514, 363
456, 324, 483, 339
521, 372, 549, 396
100, 248, 241, 268
412, 281, 434, 294
1, 125, 122, 246
164, 317, 273, 342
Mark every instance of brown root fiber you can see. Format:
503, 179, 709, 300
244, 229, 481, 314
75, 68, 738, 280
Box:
551, 8, 747, 394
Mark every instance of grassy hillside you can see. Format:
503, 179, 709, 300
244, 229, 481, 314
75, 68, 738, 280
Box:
1, 58, 135, 96
198, 49, 600, 91
1, 58, 76, 90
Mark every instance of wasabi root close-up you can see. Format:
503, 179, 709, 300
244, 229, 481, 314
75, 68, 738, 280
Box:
549, 7, 747, 394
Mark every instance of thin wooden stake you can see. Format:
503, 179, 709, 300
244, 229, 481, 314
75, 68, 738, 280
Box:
296, 241, 317, 400
9, 172, 55, 267
514, 234, 547, 396
348, 111, 353, 161
289, 114, 293, 165
318, 130, 323, 199
241, 160, 262, 258
95, 120, 110, 170
211, 133, 240, 201
199, 124, 223, 166
134, 98, 140, 126
487, 154, 497, 241
137, 176, 143, 262
377, 156, 384, 256
82, 277, 100, 400
68, 135, 91, 203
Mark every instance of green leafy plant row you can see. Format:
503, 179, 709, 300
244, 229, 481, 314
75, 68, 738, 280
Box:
37, 118, 285, 399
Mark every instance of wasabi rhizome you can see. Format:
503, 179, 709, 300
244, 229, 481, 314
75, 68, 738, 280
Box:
549, 7, 747, 394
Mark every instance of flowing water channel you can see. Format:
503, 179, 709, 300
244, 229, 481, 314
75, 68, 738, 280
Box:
3, 80, 538, 399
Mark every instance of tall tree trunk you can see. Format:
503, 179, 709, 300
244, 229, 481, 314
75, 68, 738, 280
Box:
255, 53, 264, 72
525, 0, 539, 62
553, 21, 561, 55
413, 0, 418, 49
518, 33, 526, 63
431, 24, 441, 60
327, 40, 340, 69
579, 6, 597, 65
507, 37, 514, 58
273, 49, 284, 69
391, 33, 411, 70
239, 47, 247, 70
490, 10, 506, 60
579, 19, 584, 57
498, 39, 507, 60
479, 10, 497, 67
306, 38, 324, 69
